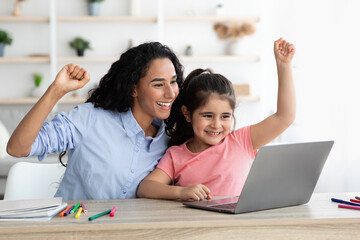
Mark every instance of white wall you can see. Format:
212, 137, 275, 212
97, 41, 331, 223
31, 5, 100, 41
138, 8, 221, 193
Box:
1, 0, 360, 192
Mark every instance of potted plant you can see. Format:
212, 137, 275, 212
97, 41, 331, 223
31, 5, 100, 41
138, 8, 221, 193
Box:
0, 29, 13, 57
30, 73, 44, 97
87, 0, 104, 16
213, 22, 256, 55
69, 37, 92, 56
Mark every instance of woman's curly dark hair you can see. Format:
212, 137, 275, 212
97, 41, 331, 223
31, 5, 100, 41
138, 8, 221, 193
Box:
86, 42, 184, 112
59, 42, 184, 167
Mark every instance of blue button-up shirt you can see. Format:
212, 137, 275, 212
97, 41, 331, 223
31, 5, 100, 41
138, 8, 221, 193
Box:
29, 103, 169, 200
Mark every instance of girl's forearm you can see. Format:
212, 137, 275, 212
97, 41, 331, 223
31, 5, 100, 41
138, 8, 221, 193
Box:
137, 180, 182, 200
7, 85, 64, 157
276, 62, 296, 125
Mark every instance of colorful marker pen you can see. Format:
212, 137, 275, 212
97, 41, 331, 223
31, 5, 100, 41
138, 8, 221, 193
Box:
59, 206, 72, 217
350, 199, 360, 204
110, 206, 117, 217
71, 203, 81, 214
338, 204, 360, 211
75, 207, 83, 219
81, 202, 88, 213
64, 206, 74, 216
331, 198, 360, 207
88, 209, 111, 221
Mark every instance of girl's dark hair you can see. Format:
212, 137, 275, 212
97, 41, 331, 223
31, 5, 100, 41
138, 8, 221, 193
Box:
166, 68, 236, 147
59, 42, 184, 167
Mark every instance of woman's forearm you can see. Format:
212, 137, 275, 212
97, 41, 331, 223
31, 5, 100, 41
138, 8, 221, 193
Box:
6, 85, 63, 157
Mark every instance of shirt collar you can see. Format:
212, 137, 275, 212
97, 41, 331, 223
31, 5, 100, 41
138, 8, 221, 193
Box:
120, 110, 143, 137
120, 110, 165, 141
148, 118, 167, 151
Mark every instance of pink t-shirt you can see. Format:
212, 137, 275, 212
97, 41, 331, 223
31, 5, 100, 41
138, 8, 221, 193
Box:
157, 126, 256, 196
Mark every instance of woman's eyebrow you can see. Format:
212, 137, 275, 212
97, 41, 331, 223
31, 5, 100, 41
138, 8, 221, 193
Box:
149, 75, 177, 83
149, 78, 165, 83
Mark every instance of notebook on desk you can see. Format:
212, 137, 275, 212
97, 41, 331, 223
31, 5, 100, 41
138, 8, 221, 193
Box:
183, 141, 334, 214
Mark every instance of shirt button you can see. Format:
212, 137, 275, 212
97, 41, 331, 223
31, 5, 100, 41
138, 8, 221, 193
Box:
135, 148, 139, 152
131, 169, 134, 173
123, 190, 127, 194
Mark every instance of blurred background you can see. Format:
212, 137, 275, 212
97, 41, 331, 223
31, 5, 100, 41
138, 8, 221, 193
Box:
0, 0, 359, 194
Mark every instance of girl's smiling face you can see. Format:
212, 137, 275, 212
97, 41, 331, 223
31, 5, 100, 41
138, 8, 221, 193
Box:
184, 93, 233, 153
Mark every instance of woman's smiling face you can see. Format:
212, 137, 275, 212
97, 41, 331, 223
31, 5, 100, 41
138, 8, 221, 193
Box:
132, 58, 179, 123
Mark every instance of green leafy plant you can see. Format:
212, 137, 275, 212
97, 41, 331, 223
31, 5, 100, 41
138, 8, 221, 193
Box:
69, 37, 92, 51
32, 73, 43, 87
0, 30, 13, 45
87, 0, 104, 2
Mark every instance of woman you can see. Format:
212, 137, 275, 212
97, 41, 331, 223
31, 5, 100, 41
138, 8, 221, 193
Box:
7, 42, 184, 200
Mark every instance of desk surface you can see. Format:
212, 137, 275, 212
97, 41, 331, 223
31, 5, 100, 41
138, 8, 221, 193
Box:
1, 193, 360, 240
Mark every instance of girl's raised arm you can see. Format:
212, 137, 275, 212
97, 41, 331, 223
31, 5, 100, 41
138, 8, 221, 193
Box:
250, 38, 296, 150
7, 64, 90, 157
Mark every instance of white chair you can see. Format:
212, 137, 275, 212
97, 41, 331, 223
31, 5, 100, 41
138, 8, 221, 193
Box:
4, 162, 66, 200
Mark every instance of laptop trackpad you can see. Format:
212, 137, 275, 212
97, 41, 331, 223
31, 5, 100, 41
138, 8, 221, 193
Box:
206, 196, 239, 207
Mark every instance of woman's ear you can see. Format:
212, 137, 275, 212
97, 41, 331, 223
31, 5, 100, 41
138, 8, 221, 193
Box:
181, 106, 191, 122
132, 85, 138, 97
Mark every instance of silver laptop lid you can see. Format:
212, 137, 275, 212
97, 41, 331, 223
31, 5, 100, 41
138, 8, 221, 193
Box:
235, 141, 334, 213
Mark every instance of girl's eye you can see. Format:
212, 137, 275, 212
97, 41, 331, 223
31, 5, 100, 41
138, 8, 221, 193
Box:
153, 84, 163, 87
171, 80, 177, 84
203, 114, 212, 118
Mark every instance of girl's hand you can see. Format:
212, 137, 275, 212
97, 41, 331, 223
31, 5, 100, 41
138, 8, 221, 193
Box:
51, 64, 90, 97
179, 184, 212, 201
274, 38, 295, 65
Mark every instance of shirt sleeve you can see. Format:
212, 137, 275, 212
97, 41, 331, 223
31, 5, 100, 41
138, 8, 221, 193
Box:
29, 103, 94, 161
233, 126, 257, 159
156, 148, 176, 180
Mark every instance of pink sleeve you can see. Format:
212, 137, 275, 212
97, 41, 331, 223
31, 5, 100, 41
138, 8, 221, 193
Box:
233, 126, 257, 159
156, 148, 175, 180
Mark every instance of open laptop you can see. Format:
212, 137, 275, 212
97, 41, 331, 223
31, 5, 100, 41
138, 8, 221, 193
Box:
183, 141, 334, 214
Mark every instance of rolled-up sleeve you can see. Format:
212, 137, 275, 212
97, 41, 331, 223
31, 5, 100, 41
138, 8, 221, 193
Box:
29, 103, 93, 161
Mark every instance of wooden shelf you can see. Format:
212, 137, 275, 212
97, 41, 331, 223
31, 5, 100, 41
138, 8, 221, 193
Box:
0, 95, 258, 104
0, 16, 49, 22
0, 15, 258, 23
57, 55, 260, 64
237, 95, 260, 102
164, 16, 260, 23
0, 97, 86, 105
57, 57, 117, 63
0, 57, 50, 63
57, 16, 157, 22
0, 56, 259, 64
180, 55, 260, 62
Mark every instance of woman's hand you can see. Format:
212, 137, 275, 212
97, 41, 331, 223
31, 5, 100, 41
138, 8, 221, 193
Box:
274, 38, 295, 65
179, 184, 212, 201
51, 64, 90, 97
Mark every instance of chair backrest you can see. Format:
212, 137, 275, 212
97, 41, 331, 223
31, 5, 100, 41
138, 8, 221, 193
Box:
4, 162, 66, 200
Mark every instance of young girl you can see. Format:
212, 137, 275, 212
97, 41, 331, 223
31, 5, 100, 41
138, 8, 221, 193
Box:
137, 38, 296, 201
